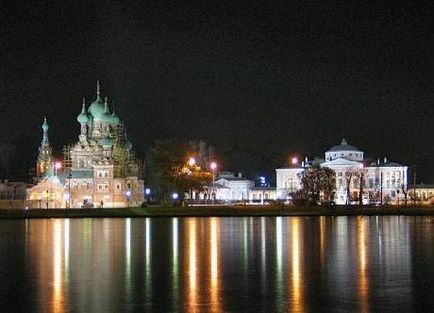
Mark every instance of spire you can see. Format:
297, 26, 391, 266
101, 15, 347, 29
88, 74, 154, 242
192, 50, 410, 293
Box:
111, 99, 116, 114
37, 116, 53, 178
81, 97, 86, 113
104, 96, 109, 113
42, 117, 49, 142
341, 138, 347, 145
96, 79, 101, 100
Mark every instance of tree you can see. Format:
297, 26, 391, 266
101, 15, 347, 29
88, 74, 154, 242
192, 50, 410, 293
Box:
343, 165, 367, 205
299, 163, 336, 205
146, 139, 212, 202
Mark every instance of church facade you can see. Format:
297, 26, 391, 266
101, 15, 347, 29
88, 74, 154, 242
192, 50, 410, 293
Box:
26, 82, 144, 208
276, 139, 408, 205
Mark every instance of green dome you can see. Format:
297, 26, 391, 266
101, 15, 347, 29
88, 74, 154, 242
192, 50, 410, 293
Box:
96, 99, 112, 123
77, 101, 89, 124
99, 137, 113, 146
111, 112, 120, 125
88, 96, 105, 118
125, 140, 133, 150
88, 81, 105, 118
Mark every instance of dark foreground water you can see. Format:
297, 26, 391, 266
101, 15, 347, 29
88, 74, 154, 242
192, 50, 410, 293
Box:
1, 216, 434, 313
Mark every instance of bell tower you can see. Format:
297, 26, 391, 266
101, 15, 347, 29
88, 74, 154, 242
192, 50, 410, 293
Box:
36, 117, 53, 178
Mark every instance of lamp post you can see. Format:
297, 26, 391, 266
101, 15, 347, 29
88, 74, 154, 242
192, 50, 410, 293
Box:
125, 190, 131, 208
67, 171, 72, 209
54, 161, 62, 176
210, 161, 217, 203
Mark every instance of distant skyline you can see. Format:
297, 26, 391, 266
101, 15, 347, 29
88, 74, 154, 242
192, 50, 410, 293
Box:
1, 1, 432, 182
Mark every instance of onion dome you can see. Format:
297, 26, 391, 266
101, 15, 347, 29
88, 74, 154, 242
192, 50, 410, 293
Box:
99, 137, 113, 147
98, 97, 113, 123
77, 98, 89, 124
110, 102, 120, 126
88, 80, 105, 118
42, 117, 49, 132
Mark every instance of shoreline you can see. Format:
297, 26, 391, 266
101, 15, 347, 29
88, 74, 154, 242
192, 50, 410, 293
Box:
2, 206, 434, 219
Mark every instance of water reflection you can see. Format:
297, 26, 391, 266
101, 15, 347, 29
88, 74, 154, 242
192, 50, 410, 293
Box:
1, 216, 431, 312
187, 218, 197, 312
357, 217, 370, 313
290, 218, 304, 313
209, 217, 221, 313
52, 219, 64, 313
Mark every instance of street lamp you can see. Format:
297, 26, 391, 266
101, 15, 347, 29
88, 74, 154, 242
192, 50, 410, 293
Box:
54, 161, 62, 176
188, 157, 196, 167
291, 157, 298, 167
210, 162, 217, 202
125, 190, 132, 208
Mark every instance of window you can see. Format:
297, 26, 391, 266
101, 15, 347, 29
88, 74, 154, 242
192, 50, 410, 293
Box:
117, 184, 121, 190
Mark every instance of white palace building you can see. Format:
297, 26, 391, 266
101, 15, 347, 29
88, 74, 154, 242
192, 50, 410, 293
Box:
276, 139, 408, 205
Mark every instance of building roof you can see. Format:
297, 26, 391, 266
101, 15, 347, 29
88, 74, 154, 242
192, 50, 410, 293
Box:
327, 138, 360, 152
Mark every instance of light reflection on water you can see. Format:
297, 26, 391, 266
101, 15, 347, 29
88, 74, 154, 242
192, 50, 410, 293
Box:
1, 216, 434, 312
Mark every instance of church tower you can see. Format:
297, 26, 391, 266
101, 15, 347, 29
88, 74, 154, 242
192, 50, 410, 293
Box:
36, 117, 53, 178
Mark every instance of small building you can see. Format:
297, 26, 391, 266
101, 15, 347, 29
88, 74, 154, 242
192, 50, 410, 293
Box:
213, 172, 254, 202
249, 187, 277, 204
407, 184, 434, 205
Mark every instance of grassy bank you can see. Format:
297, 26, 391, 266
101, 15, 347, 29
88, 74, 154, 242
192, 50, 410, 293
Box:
1, 205, 434, 219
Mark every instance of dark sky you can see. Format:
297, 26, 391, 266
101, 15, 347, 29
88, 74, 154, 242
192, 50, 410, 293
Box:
1, 1, 433, 181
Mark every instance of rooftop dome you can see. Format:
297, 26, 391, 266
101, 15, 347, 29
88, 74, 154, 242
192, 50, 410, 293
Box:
96, 97, 113, 123
327, 138, 360, 152
110, 103, 120, 126
87, 81, 105, 118
77, 99, 89, 124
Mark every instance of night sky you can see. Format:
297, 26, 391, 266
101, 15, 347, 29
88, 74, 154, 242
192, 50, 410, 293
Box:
1, 1, 433, 182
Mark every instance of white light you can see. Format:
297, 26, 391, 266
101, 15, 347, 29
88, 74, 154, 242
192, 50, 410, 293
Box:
145, 188, 151, 195
210, 162, 217, 170
55, 162, 62, 170
125, 190, 132, 197
172, 192, 179, 200
188, 157, 196, 166
291, 157, 298, 165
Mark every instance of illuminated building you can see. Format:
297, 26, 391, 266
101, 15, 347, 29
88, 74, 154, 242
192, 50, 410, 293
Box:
26, 82, 144, 208
276, 139, 408, 205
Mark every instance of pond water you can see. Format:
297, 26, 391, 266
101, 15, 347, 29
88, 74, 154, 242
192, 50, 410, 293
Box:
1, 216, 434, 312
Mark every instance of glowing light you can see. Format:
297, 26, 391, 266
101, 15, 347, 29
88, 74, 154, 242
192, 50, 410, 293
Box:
145, 218, 152, 301
358, 217, 370, 313
188, 219, 197, 311
125, 218, 132, 302
210, 217, 221, 313
188, 157, 196, 166
172, 192, 179, 200
210, 162, 217, 170
290, 218, 304, 313
52, 219, 64, 313
291, 157, 299, 165
125, 190, 132, 197
172, 218, 179, 308
55, 162, 62, 170
145, 188, 151, 195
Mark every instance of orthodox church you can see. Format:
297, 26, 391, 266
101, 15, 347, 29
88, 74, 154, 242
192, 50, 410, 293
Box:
26, 82, 144, 208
